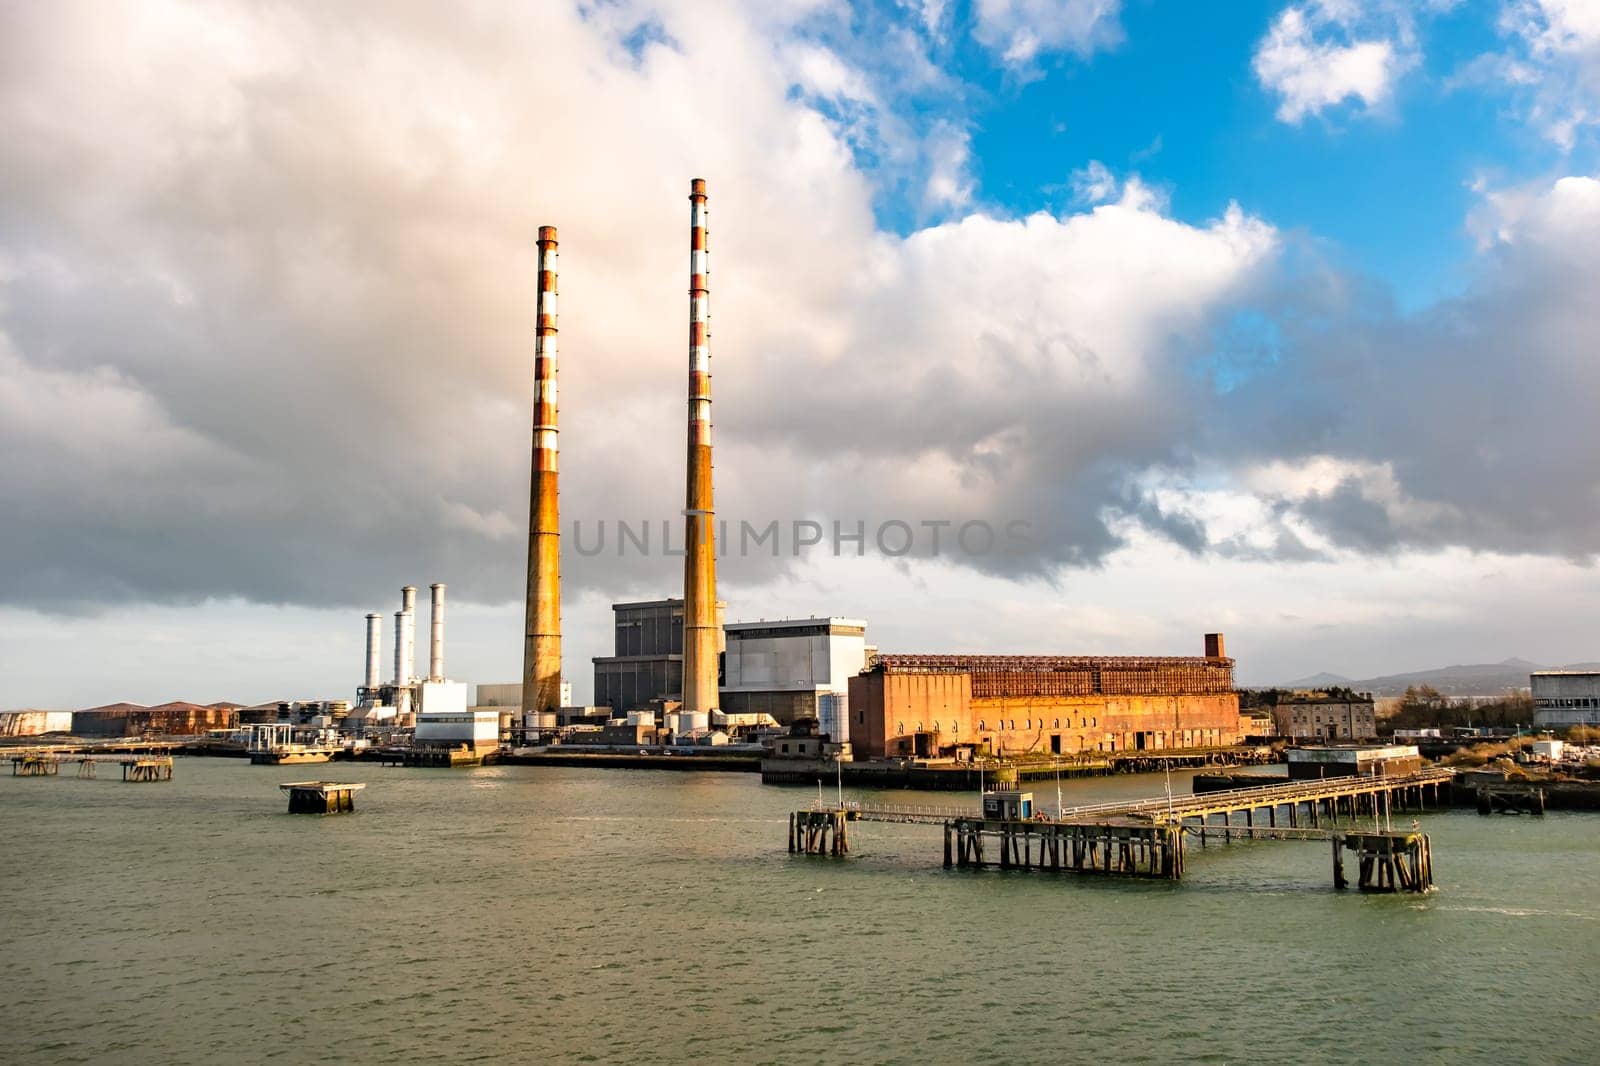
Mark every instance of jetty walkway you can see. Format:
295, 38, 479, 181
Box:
821, 767, 1453, 828
791, 768, 1453, 890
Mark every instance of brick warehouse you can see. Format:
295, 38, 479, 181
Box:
846, 634, 1242, 758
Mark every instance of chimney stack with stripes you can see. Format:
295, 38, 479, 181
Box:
521, 225, 563, 727
680, 179, 719, 734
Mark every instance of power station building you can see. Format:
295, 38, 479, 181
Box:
847, 635, 1242, 758
721, 618, 869, 732
1532, 671, 1600, 728
591, 598, 724, 714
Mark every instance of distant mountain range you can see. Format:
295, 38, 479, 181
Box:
1274, 658, 1600, 698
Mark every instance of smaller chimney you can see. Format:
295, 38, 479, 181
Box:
364, 613, 382, 692
429, 583, 446, 682
1204, 633, 1226, 659
401, 585, 417, 685
393, 610, 412, 716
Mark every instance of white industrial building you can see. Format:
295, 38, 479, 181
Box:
720, 617, 868, 739
1531, 671, 1600, 727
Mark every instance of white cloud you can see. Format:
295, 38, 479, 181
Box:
1070, 160, 1119, 204
1493, 0, 1600, 147
922, 120, 974, 210
971, 0, 1123, 71
1253, 3, 1414, 122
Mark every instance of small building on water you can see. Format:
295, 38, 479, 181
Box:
1286, 745, 1421, 780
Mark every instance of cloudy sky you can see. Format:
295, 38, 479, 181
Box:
3, 0, 1599, 708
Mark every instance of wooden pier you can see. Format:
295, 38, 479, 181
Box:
946, 819, 1183, 879
788, 768, 1455, 889
12, 754, 59, 776
10, 752, 174, 781
1476, 786, 1545, 816
280, 781, 365, 814
789, 810, 851, 856
122, 756, 174, 782
1333, 831, 1434, 893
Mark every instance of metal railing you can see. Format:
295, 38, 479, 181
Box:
808, 768, 1454, 826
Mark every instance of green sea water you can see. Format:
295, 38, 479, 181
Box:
1, 759, 1596, 1064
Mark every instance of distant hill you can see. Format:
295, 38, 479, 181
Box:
1273, 658, 1600, 698
1280, 672, 1352, 689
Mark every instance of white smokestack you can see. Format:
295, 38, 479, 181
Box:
429, 582, 445, 682
364, 613, 382, 691
401, 585, 417, 686
393, 610, 411, 716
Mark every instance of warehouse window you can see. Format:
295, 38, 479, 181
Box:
978, 719, 986, 730
951, 720, 958, 734
897, 721, 904, 734
1054, 718, 1060, 728
1026, 719, 1032, 730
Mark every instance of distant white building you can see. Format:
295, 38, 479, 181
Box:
721, 617, 868, 738
1532, 672, 1600, 727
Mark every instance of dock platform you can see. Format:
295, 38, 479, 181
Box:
280, 781, 365, 814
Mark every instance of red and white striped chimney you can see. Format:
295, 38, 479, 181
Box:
521, 226, 563, 725
681, 178, 719, 733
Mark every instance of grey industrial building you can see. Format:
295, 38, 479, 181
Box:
1532, 671, 1600, 727
720, 617, 869, 732
591, 598, 724, 714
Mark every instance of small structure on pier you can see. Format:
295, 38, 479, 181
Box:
981, 789, 1033, 820
1286, 745, 1421, 780
1333, 831, 1433, 893
280, 781, 366, 814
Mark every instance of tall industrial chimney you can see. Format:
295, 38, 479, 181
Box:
364, 613, 382, 693
521, 225, 563, 726
429, 582, 446, 682
393, 609, 411, 716
680, 178, 719, 733
401, 585, 417, 688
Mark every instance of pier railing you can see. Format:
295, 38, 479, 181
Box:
811, 768, 1456, 827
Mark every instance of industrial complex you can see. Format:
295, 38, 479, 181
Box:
1, 179, 1279, 767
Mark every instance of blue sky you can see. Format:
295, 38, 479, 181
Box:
831, 0, 1597, 309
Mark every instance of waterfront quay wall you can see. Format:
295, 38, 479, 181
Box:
495, 751, 758, 773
